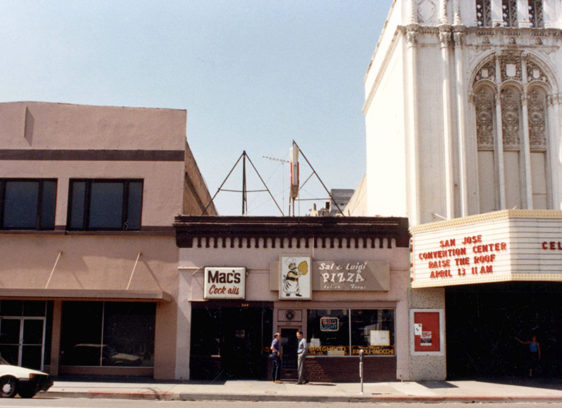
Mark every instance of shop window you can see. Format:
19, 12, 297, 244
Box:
307, 309, 395, 356
0, 179, 56, 230
60, 301, 155, 367
67, 180, 143, 231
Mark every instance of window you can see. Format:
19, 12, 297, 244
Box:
502, 0, 518, 27
0, 179, 56, 230
68, 180, 143, 230
473, 55, 551, 211
476, 0, 492, 27
528, 0, 544, 28
307, 309, 394, 356
60, 301, 155, 367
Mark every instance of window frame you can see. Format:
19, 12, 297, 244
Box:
66, 179, 143, 231
0, 179, 57, 230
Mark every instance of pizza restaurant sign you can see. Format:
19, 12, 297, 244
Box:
204, 267, 246, 299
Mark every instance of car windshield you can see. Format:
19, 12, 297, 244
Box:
0, 356, 10, 365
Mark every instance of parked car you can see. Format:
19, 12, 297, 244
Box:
0, 357, 53, 398
67, 344, 143, 366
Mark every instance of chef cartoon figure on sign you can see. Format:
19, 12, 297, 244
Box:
281, 258, 309, 298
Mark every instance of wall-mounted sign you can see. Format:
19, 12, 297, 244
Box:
204, 267, 246, 299
319, 316, 339, 332
279, 256, 311, 299
271, 259, 390, 293
313, 260, 389, 291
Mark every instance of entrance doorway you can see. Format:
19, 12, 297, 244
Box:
280, 328, 298, 379
190, 302, 273, 380
0, 318, 46, 370
446, 282, 562, 379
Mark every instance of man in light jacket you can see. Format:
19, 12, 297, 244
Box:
296, 330, 307, 384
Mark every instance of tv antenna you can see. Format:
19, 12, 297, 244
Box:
202, 151, 284, 216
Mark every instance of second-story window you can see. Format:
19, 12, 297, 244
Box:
502, 0, 518, 27
528, 0, 544, 28
0, 179, 56, 230
476, 0, 492, 27
68, 180, 143, 231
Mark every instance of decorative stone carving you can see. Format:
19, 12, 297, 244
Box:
475, 88, 496, 150
528, 88, 547, 151
406, 28, 418, 47
500, 55, 522, 82
501, 87, 521, 148
474, 59, 496, 85
417, 0, 437, 24
501, 0, 518, 28
439, 30, 452, 48
526, 60, 549, 85
528, 0, 544, 28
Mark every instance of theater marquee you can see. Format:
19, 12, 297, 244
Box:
411, 210, 562, 288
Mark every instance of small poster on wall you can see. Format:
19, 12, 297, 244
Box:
279, 256, 311, 299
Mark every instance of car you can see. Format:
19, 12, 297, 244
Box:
0, 357, 53, 398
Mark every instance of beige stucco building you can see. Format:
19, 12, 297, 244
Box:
0, 101, 215, 379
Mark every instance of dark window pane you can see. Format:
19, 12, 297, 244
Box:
23, 320, 43, 345
125, 182, 142, 230
21, 345, 41, 370
40, 181, 56, 229
69, 182, 86, 229
61, 302, 103, 366
0, 320, 20, 344
0, 345, 18, 365
4, 181, 39, 228
102, 302, 155, 366
1, 301, 23, 317
89, 182, 123, 229
22, 301, 46, 317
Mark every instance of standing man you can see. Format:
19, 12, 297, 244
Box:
296, 330, 307, 384
271, 332, 281, 383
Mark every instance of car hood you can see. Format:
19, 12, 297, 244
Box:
0, 364, 47, 379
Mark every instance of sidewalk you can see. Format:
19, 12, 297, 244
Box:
46, 378, 562, 403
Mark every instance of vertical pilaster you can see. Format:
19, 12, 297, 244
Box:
440, 27, 455, 219
517, 0, 531, 27
49, 300, 62, 376
520, 56, 533, 208
495, 56, 507, 209
491, 0, 504, 26
454, 27, 469, 216
406, 26, 421, 225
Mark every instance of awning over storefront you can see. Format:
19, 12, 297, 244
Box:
411, 209, 562, 288
0, 288, 172, 302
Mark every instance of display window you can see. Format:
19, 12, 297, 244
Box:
307, 309, 394, 356
60, 301, 155, 367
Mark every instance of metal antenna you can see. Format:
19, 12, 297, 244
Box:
202, 151, 284, 216
292, 140, 345, 216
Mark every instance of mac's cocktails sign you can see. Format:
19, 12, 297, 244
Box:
204, 267, 246, 299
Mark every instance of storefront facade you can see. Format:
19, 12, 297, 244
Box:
411, 210, 562, 378
174, 216, 410, 382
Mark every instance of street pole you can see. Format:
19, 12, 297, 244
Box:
359, 349, 364, 395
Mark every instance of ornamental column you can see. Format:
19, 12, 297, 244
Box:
520, 56, 533, 208
440, 27, 455, 219
453, 26, 469, 216
495, 56, 507, 209
406, 26, 421, 225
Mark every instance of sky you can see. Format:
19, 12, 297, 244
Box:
0, 0, 393, 216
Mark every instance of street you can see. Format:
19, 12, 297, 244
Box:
0, 399, 560, 408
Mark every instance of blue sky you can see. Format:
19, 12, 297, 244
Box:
0, 0, 392, 215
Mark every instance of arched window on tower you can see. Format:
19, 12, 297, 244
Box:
528, 0, 544, 28
502, 0, 518, 27
501, 86, 523, 209
476, 0, 492, 27
472, 55, 552, 212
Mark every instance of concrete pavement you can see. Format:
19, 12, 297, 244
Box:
45, 378, 562, 403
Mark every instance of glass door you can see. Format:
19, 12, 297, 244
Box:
0, 317, 46, 370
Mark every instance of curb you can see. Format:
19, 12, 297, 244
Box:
46, 391, 562, 403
